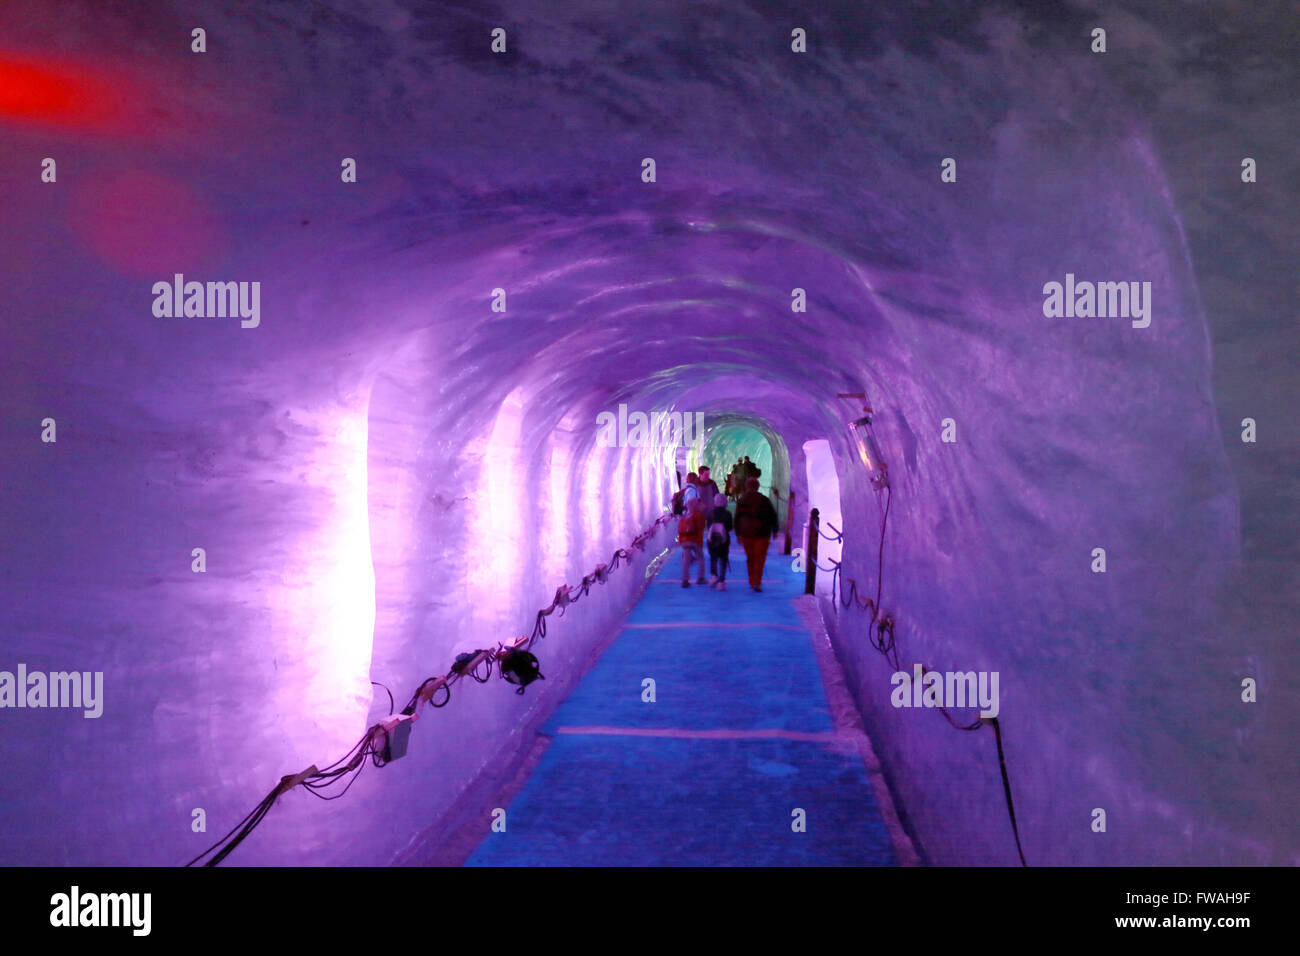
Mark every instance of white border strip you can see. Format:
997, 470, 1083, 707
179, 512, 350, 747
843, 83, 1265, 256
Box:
793, 594, 922, 866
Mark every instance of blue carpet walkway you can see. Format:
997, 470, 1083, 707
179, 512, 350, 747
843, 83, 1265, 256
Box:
465, 547, 900, 866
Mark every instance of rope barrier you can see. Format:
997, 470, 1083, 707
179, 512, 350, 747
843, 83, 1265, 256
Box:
185, 511, 676, 867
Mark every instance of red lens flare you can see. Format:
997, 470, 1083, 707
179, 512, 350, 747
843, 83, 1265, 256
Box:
0, 54, 121, 130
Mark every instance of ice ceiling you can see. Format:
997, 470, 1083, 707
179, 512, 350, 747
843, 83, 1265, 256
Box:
0, 0, 1295, 865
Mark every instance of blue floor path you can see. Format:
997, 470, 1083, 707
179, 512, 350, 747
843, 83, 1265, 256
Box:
465, 546, 899, 866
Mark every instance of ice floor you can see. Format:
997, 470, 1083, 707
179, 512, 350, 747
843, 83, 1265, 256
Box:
465, 549, 899, 866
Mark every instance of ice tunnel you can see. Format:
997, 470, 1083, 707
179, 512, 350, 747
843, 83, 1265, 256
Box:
0, 1, 1295, 869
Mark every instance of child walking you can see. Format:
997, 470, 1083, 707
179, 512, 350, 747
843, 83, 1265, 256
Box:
677, 498, 708, 587
706, 492, 733, 590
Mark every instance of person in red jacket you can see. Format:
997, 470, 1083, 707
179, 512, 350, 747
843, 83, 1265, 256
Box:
677, 498, 708, 587
734, 477, 779, 592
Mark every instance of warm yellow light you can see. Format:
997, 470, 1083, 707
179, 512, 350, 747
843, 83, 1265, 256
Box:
849, 415, 889, 489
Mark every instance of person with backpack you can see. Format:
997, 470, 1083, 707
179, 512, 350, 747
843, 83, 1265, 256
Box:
682, 472, 701, 508
677, 497, 708, 587
705, 492, 733, 590
672, 472, 698, 515
734, 476, 779, 592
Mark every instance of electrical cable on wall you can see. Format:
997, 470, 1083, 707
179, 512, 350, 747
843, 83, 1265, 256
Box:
185, 511, 676, 867
825, 438, 1027, 866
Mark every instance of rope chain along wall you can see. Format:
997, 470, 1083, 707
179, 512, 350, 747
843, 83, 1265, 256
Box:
185, 511, 676, 867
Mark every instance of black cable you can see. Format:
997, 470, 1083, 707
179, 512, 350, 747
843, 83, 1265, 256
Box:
874, 485, 891, 613
303, 736, 372, 786
303, 760, 369, 801
529, 609, 549, 647
371, 681, 394, 716
988, 717, 1028, 866
184, 788, 277, 867
824, 486, 1027, 865
827, 486, 889, 621
200, 791, 278, 867
304, 755, 369, 795
309, 732, 372, 776
835, 570, 876, 614
190, 510, 675, 866
872, 617, 901, 672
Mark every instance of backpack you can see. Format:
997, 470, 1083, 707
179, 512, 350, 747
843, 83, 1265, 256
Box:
671, 489, 686, 515
707, 521, 728, 546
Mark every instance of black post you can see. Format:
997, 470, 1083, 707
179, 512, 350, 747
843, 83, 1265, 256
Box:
784, 490, 795, 555
805, 508, 819, 595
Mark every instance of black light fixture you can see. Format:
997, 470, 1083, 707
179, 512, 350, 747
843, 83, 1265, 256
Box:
498, 647, 545, 694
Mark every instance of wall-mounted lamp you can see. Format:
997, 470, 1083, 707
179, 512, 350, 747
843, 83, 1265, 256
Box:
499, 647, 545, 694
848, 408, 889, 490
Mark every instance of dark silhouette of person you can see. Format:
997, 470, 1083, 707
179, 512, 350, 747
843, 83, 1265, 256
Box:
696, 465, 720, 503
727, 459, 745, 498
705, 492, 733, 589
734, 476, 779, 592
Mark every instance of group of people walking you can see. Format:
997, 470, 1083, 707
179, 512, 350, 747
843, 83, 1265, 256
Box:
673, 466, 781, 592
724, 456, 761, 499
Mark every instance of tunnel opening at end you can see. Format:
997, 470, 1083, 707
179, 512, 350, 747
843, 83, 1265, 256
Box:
696, 415, 793, 528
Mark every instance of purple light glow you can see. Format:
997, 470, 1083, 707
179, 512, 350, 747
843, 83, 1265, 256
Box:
0, 0, 1293, 870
